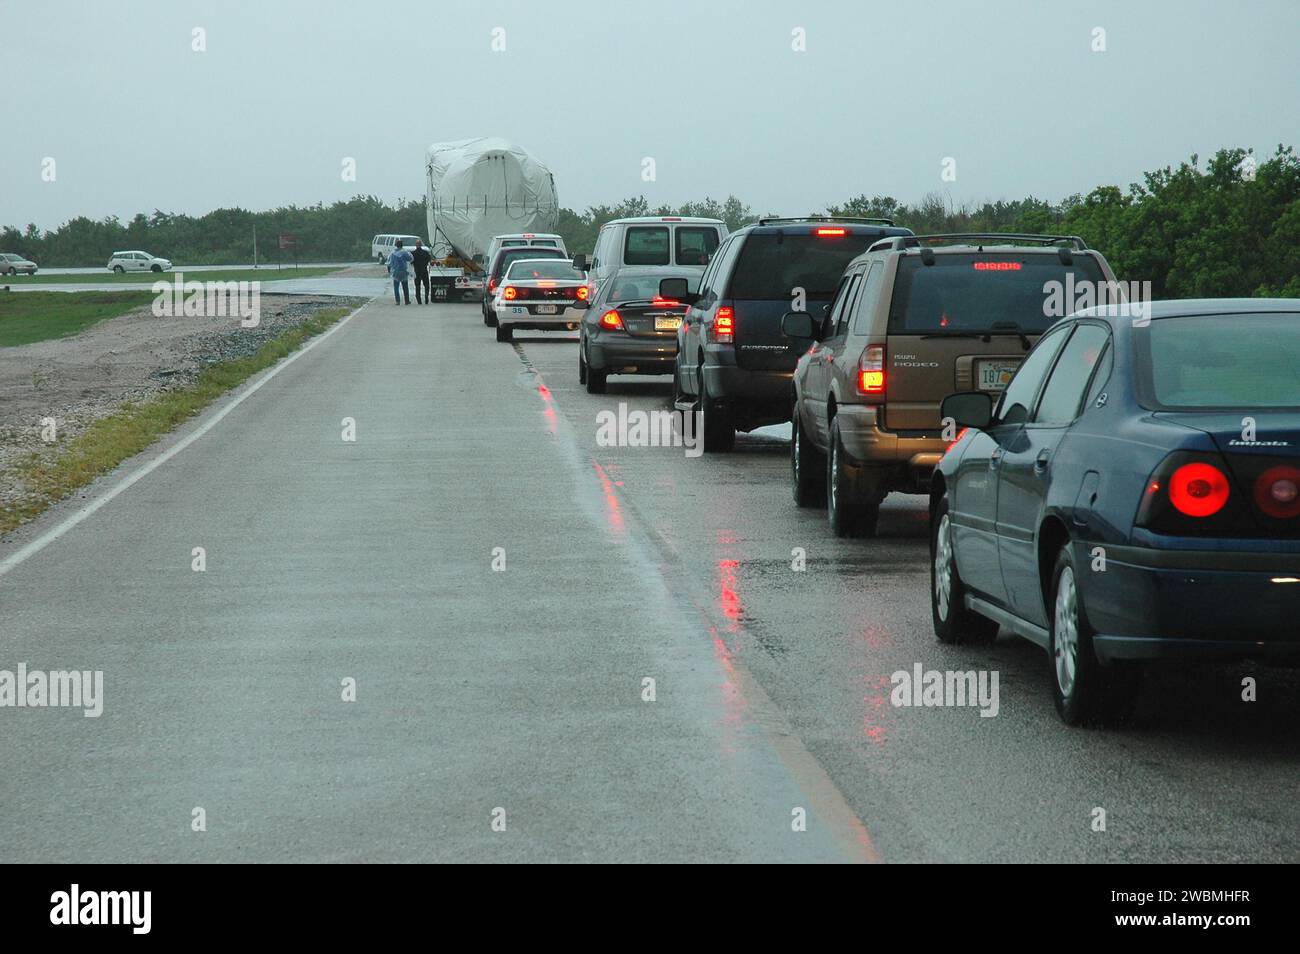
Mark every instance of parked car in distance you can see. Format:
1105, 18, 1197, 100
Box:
484, 233, 568, 268
482, 245, 568, 326
674, 217, 913, 453
787, 233, 1117, 536
579, 269, 700, 394
107, 250, 172, 273
371, 234, 425, 265
581, 216, 726, 297
491, 258, 590, 342
0, 252, 37, 275
931, 298, 1300, 725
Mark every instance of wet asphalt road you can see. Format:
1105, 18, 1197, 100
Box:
1, 297, 1296, 863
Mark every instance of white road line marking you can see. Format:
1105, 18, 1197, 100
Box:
0, 300, 371, 579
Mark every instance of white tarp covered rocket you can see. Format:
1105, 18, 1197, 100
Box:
425, 138, 559, 262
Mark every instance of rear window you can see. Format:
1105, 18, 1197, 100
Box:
497, 248, 563, 274
624, 227, 670, 266
505, 260, 583, 281
675, 227, 720, 266
728, 233, 878, 301
888, 253, 1105, 334
1144, 313, 1300, 409
501, 240, 527, 248
608, 272, 701, 302
533, 240, 559, 248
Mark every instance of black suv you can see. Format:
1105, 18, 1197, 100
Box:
673, 217, 913, 451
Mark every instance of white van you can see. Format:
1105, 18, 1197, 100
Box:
580, 216, 727, 291
483, 233, 568, 268
371, 234, 425, 264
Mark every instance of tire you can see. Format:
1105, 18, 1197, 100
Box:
151, 264, 162, 272
495, 324, 513, 343
1049, 546, 1142, 726
672, 353, 689, 404
5, 267, 15, 276
827, 418, 879, 537
578, 340, 588, 384
698, 364, 735, 452
113, 265, 124, 273
931, 498, 999, 644
791, 404, 826, 507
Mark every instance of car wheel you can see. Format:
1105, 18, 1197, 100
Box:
151, 264, 162, 272
931, 498, 999, 644
1049, 545, 1141, 726
5, 267, 15, 276
791, 405, 826, 507
698, 364, 734, 452
578, 340, 588, 384
827, 418, 879, 537
113, 265, 125, 273
495, 324, 513, 343
671, 355, 687, 404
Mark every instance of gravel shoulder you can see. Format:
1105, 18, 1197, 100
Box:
0, 294, 367, 519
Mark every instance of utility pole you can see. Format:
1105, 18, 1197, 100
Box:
253, 224, 258, 269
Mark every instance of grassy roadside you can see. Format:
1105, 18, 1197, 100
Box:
0, 304, 353, 536
0, 291, 156, 347
5, 266, 342, 286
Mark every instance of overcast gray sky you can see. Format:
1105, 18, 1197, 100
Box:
4, 0, 1299, 229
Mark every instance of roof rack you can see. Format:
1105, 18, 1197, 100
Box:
756, 214, 896, 228
868, 232, 1088, 253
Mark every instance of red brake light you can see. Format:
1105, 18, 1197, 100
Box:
652, 296, 681, 306
1168, 462, 1230, 517
488, 277, 497, 291
599, 310, 623, 330
577, 285, 589, 300
973, 261, 1022, 271
857, 344, 885, 395
815, 227, 847, 236
1254, 465, 1300, 519
503, 286, 517, 300
713, 307, 734, 343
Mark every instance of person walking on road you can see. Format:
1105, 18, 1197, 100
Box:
388, 239, 413, 305
412, 239, 433, 304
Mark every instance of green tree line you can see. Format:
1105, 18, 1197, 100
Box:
4, 146, 1297, 297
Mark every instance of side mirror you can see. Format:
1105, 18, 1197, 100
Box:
940, 391, 994, 430
572, 253, 588, 272
659, 277, 689, 299
781, 311, 818, 339
571, 296, 590, 310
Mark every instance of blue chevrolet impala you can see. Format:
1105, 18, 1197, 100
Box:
931, 299, 1300, 724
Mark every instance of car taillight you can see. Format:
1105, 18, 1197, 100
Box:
713, 307, 734, 343
857, 344, 885, 395
599, 310, 623, 330
815, 227, 847, 236
1254, 465, 1300, 519
1168, 462, 1231, 517
488, 277, 498, 291
503, 286, 517, 300
576, 285, 589, 300
652, 296, 680, 306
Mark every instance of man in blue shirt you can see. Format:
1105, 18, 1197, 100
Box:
388, 240, 413, 305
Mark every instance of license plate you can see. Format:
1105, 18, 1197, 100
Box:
655, 316, 682, 331
976, 360, 1019, 391
536, 304, 558, 315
